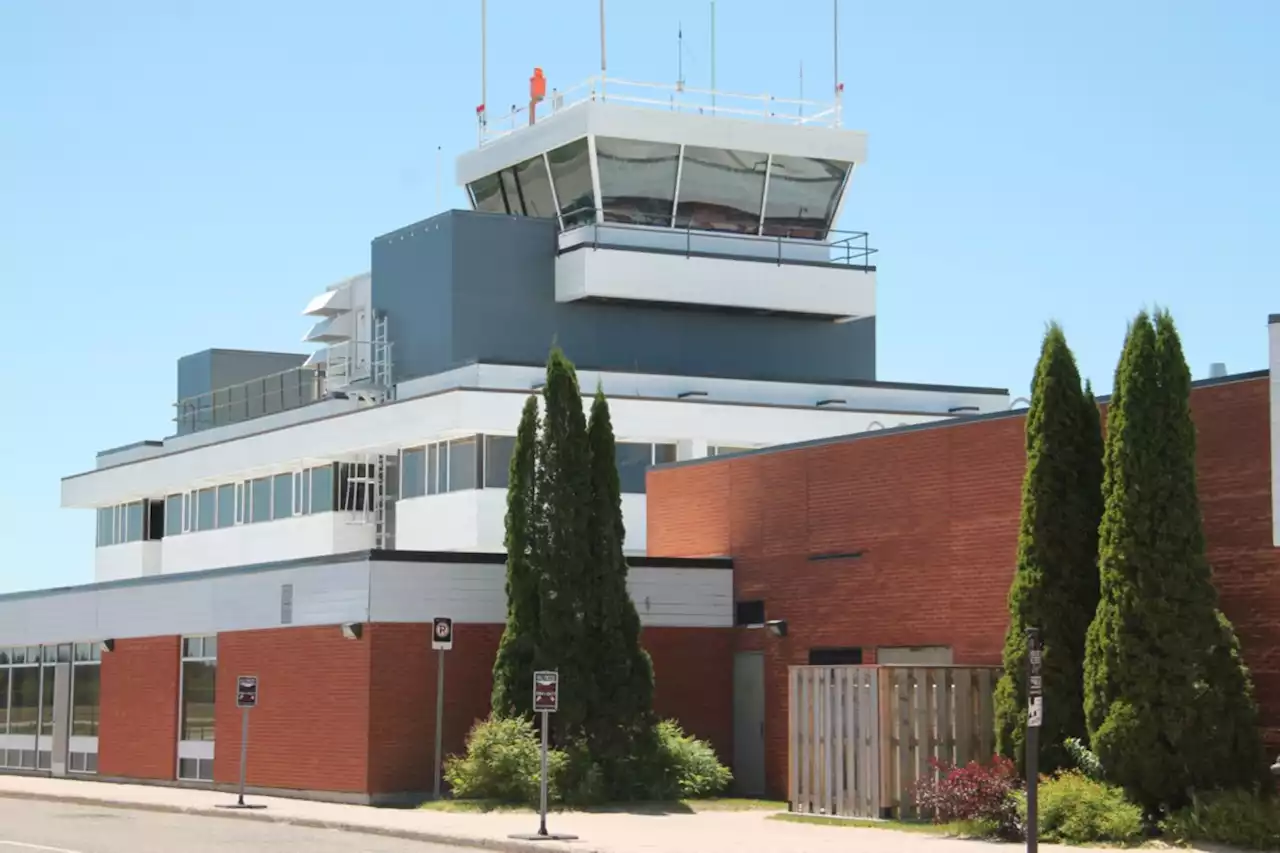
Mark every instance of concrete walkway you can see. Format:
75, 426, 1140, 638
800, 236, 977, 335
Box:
0, 775, 1196, 853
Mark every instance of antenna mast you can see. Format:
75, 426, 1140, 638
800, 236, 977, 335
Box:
677, 23, 684, 90
833, 0, 841, 127
710, 1, 717, 114
600, 0, 607, 100
480, 0, 487, 133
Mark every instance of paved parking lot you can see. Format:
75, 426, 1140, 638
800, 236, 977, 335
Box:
0, 798, 466, 853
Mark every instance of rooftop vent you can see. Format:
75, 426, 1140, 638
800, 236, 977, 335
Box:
1209, 362, 1227, 379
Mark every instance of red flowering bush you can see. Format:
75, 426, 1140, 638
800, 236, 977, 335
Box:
910, 754, 1023, 839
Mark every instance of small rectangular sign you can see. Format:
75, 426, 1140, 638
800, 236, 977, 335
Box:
236, 675, 259, 709
432, 617, 454, 651
1029, 674, 1043, 696
533, 670, 559, 713
1027, 695, 1043, 728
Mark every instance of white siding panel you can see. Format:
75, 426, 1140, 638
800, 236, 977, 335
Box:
369, 562, 507, 624
0, 591, 100, 646
370, 562, 731, 628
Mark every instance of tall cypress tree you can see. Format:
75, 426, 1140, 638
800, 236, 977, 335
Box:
1085, 311, 1266, 814
584, 389, 655, 765
994, 323, 1102, 775
534, 346, 594, 744
492, 395, 542, 719
1150, 310, 1267, 793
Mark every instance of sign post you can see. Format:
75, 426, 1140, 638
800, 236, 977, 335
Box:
218, 676, 266, 810
431, 617, 453, 800
510, 671, 577, 842
1026, 628, 1042, 853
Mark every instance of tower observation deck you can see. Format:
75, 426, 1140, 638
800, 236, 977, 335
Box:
455, 75, 875, 321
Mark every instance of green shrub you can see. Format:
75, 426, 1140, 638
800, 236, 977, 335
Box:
1063, 737, 1105, 782
1162, 790, 1280, 851
445, 716, 730, 806
655, 719, 732, 799
1032, 770, 1144, 845
443, 717, 565, 806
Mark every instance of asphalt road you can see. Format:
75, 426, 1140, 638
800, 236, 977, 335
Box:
0, 798, 468, 853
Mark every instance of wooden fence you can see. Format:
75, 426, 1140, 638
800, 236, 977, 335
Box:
788, 665, 999, 819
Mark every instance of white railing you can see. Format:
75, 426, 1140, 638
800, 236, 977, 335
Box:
478, 74, 842, 147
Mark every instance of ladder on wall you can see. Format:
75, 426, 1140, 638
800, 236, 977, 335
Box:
344, 453, 393, 550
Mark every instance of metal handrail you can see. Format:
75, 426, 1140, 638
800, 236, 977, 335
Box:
174, 364, 326, 433
558, 205, 877, 267
478, 74, 843, 146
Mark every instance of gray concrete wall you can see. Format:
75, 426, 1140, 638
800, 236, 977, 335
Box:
372, 209, 876, 385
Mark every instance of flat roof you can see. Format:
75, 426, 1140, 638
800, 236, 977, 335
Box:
653, 368, 1271, 472
0, 549, 732, 604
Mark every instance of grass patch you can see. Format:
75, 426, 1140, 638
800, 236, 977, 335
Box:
770, 813, 977, 836
420, 797, 785, 815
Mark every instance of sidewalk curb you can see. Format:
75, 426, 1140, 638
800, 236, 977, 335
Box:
0, 789, 601, 853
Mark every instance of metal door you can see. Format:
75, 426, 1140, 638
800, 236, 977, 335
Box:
732, 652, 766, 797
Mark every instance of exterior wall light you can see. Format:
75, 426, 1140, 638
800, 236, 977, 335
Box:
766, 619, 788, 638
340, 622, 363, 641
100, 639, 115, 654
1271, 754, 1280, 777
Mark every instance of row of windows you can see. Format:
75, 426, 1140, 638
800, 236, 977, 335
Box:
98, 438, 693, 547
162, 465, 335, 538
469, 136, 850, 239
0, 645, 101, 747
96, 466, 336, 548
400, 436, 676, 497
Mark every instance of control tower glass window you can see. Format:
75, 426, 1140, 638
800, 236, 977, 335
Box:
471, 173, 506, 215
762, 156, 849, 240
548, 138, 594, 227
596, 137, 680, 227
675, 146, 769, 234
513, 155, 557, 218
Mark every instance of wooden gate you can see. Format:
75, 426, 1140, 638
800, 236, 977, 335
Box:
788, 666, 881, 817
788, 665, 999, 819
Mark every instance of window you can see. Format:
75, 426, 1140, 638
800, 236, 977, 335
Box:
39, 662, 54, 736
710, 445, 755, 457
96, 508, 113, 546
483, 435, 517, 489
0, 669, 6, 736
272, 473, 293, 520
96, 501, 153, 546
761, 155, 849, 240
124, 501, 145, 542
402, 447, 426, 498
180, 636, 216, 744
675, 145, 769, 234
250, 478, 272, 523
447, 438, 478, 491
808, 648, 863, 666
735, 600, 766, 627
427, 444, 441, 495
310, 465, 334, 513
596, 137, 680, 227
216, 484, 235, 529
548, 137, 595, 227
469, 172, 506, 215
513, 155, 558, 218
615, 442, 677, 494
72, 657, 101, 739
8, 666, 39, 737
196, 488, 216, 531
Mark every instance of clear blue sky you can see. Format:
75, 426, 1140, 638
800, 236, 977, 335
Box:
2, 1, 1276, 592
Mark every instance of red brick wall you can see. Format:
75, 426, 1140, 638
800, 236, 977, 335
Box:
648, 375, 1280, 796
648, 627, 735, 761
366, 622, 503, 795
213, 626, 371, 793
98, 636, 180, 780
362, 623, 736, 793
